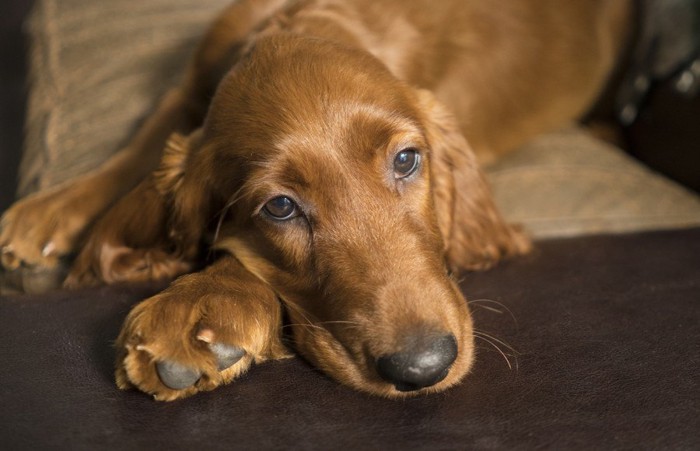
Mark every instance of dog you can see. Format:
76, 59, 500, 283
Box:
0, 0, 631, 400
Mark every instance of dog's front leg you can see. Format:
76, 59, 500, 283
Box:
115, 255, 289, 401
64, 169, 195, 288
0, 87, 198, 292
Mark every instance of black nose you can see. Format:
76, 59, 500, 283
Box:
376, 334, 458, 392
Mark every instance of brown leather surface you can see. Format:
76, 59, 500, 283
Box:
1, 228, 698, 449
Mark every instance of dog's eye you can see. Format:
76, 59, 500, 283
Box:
394, 148, 420, 179
263, 196, 298, 220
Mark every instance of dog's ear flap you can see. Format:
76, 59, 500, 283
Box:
416, 89, 530, 271
153, 129, 211, 260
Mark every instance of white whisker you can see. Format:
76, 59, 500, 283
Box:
469, 298, 518, 327
211, 186, 246, 249
473, 329, 519, 371
281, 299, 326, 338
282, 322, 326, 331
473, 333, 515, 370
473, 330, 518, 354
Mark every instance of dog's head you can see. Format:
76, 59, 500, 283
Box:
159, 34, 528, 397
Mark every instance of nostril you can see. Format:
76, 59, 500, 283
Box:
376, 334, 458, 392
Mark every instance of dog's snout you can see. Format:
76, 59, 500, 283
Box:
376, 334, 458, 392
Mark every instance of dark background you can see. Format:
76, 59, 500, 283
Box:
0, 0, 31, 214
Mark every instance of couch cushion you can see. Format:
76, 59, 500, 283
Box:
486, 127, 700, 238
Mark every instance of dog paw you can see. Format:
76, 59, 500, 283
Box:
0, 188, 81, 269
0, 185, 103, 292
65, 245, 192, 288
115, 263, 289, 401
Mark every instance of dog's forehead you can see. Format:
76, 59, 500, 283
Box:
208, 34, 421, 134
209, 34, 430, 203
269, 105, 424, 181
218, 114, 425, 205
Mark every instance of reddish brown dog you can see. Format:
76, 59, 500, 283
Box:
0, 0, 630, 400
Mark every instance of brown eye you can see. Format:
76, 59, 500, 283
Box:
394, 148, 420, 178
263, 196, 298, 220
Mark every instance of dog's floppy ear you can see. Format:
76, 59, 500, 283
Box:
416, 89, 530, 271
154, 129, 212, 261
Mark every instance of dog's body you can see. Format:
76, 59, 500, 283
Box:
0, 0, 631, 400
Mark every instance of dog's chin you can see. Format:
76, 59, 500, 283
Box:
291, 324, 475, 398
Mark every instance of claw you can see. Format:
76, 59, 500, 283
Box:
41, 242, 56, 257
210, 343, 246, 370
155, 360, 201, 390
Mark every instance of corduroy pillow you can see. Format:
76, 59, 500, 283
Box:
19, 0, 231, 196
19, 0, 700, 239
487, 127, 700, 238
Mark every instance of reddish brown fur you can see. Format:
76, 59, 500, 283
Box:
0, 0, 631, 399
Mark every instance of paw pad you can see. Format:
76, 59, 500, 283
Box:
210, 343, 246, 370
155, 361, 201, 390
153, 343, 245, 390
